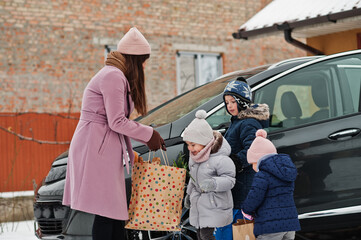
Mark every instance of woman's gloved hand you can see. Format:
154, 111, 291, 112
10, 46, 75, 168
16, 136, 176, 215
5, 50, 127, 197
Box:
146, 129, 166, 151
199, 179, 216, 192
184, 194, 190, 209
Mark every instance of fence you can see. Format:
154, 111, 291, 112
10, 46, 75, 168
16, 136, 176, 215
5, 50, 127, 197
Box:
0, 112, 79, 192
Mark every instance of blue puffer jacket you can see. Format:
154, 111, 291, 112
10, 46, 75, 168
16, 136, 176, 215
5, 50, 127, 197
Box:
242, 154, 301, 236
224, 103, 269, 208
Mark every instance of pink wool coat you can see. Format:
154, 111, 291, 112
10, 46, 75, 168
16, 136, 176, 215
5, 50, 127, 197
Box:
62, 66, 153, 220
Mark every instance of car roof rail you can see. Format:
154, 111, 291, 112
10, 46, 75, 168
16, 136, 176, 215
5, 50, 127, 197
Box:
268, 56, 323, 69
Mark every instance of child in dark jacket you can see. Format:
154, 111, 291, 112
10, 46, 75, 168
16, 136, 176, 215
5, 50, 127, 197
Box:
215, 77, 269, 240
242, 129, 301, 239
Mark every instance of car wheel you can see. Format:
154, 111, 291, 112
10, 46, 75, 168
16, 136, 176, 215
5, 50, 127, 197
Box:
126, 207, 197, 240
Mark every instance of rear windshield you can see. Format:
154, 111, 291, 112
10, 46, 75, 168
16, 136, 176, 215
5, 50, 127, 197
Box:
138, 65, 270, 127
138, 79, 228, 127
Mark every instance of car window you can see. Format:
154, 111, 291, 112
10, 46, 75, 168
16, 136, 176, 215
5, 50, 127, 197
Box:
342, 66, 361, 112
206, 104, 231, 130
137, 65, 270, 127
138, 79, 228, 127
254, 53, 361, 132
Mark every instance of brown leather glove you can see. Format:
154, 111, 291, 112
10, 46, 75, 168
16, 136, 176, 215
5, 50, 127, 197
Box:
146, 130, 166, 151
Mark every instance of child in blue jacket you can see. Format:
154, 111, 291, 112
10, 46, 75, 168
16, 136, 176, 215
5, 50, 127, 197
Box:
215, 77, 269, 239
242, 129, 301, 239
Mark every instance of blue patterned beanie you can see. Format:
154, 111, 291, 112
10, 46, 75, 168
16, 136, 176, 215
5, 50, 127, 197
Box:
223, 77, 252, 111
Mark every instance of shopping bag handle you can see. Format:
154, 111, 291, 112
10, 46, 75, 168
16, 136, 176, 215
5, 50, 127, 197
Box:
160, 149, 170, 166
147, 149, 170, 166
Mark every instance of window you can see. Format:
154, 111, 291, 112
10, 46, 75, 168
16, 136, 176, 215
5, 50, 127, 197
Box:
341, 65, 361, 112
206, 104, 231, 133
105, 45, 116, 59
137, 79, 227, 127
176, 52, 223, 94
254, 53, 361, 132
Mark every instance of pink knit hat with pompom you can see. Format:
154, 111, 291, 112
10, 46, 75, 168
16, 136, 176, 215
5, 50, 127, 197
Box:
247, 129, 277, 164
117, 27, 151, 55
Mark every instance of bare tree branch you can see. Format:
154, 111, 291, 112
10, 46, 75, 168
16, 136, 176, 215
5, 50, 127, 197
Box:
0, 126, 70, 145
0, 112, 79, 120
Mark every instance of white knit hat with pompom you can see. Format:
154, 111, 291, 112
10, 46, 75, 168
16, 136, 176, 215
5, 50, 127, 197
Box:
182, 110, 214, 145
247, 129, 277, 164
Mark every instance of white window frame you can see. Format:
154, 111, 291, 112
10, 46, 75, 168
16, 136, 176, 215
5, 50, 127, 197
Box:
104, 45, 116, 59
176, 51, 223, 95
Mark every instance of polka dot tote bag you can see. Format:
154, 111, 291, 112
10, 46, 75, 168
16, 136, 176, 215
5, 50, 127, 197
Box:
125, 151, 187, 231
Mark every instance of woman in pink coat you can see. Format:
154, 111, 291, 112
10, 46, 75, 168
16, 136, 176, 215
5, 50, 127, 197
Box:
62, 27, 165, 240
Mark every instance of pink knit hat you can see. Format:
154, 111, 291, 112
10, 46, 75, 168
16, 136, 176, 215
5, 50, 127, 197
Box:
247, 129, 277, 164
117, 27, 151, 55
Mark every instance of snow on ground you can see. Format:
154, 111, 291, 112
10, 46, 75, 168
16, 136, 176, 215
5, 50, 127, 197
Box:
0, 191, 34, 198
0, 220, 38, 240
1, 191, 37, 239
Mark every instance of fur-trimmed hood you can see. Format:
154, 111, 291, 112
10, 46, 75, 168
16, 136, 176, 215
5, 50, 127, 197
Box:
237, 103, 269, 121
210, 131, 231, 155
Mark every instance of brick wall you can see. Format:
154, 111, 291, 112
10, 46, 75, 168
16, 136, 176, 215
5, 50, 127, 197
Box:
0, 0, 306, 191
0, 0, 305, 112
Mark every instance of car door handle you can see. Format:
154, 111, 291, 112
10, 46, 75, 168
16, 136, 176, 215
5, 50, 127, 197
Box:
328, 128, 361, 140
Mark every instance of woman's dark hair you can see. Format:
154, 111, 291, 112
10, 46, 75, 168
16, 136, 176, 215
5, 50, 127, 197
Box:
122, 54, 150, 116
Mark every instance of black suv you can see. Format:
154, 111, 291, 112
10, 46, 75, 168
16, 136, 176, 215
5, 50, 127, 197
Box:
34, 49, 361, 239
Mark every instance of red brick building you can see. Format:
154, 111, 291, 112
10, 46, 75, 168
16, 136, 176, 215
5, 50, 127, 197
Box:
0, 0, 305, 192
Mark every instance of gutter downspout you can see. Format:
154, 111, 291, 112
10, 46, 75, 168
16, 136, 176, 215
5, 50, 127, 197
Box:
283, 29, 324, 55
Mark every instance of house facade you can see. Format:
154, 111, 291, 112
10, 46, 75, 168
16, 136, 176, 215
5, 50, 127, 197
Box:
307, 28, 361, 55
0, 0, 305, 192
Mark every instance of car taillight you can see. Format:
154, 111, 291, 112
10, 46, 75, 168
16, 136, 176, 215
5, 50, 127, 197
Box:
42, 206, 53, 219
33, 202, 70, 236
33, 204, 42, 219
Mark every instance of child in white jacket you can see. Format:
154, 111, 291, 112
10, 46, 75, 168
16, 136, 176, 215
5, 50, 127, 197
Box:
183, 110, 236, 240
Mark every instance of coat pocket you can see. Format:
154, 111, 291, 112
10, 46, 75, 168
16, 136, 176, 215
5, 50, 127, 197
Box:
210, 192, 232, 210
209, 192, 218, 208
98, 128, 111, 155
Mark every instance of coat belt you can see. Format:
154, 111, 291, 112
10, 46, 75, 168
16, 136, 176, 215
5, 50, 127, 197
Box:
80, 110, 107, 124
80, 110, 131, 174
